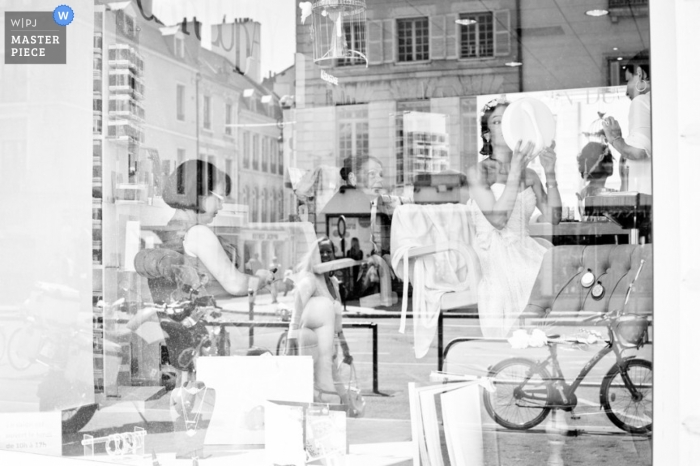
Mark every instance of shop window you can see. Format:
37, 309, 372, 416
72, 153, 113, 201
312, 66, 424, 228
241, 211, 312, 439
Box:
397, 17, 430, 62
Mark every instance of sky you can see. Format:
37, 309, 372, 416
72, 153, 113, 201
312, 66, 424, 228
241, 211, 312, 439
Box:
231, 0, 297, 79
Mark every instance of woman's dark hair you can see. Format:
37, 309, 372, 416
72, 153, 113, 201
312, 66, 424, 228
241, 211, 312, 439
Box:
340, 157, 354, 184
162, 159, 232, 212
577, 142, 614, 180
340, 155, 382, 186
479, 100, 510, 157
625, 51, 650, 80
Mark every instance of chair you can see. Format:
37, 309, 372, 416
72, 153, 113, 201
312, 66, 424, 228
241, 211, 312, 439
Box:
522, 244, 653, 325
390, 204, 482, 359
390, 203, 555, 364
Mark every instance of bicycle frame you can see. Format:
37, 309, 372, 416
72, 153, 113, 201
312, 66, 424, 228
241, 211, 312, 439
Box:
518, 325, 644, 409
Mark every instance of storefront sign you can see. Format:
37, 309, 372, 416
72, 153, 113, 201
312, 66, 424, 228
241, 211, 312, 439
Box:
240, 230, 287, 242
0, 412, 61, 456
321, 70, 338, 86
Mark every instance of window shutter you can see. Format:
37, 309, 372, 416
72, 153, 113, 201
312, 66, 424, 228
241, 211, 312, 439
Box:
429, 16, 445, 60
494, 10, 511, 56
367, 20, 384, 65
445, 14, 458, 59
382, 19, 395, 63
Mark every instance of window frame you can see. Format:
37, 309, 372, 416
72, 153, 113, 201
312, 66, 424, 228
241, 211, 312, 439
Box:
396, 17, 431, 63
458, 12, 495, 60
337, 20, 367, 67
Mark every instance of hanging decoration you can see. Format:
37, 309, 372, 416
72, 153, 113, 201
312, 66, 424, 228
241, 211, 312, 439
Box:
301, 0, 368, 67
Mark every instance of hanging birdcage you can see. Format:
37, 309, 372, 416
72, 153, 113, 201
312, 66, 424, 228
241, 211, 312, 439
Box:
301, 0, 368, 66
582, 111, 608, 144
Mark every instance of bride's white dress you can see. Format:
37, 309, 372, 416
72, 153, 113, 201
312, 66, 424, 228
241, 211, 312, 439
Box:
467, 183, 547, 338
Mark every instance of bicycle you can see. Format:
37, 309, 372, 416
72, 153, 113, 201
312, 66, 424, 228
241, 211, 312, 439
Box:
483, 262, 652, 435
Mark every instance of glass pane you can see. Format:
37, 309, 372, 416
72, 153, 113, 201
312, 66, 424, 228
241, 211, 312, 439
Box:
1, 1, 654, 464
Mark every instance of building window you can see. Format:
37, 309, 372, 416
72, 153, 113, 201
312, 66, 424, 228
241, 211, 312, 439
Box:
262, 138, 269, 172
271, 139, 278, 173
177, 148, 185, 166
278, 189, 284, 220
203, 95, 212, 130
176, 84, 185, 121
278, 142, 284, 175
338, 21, 366, 66
459, 13, 494, 58
262, 188, 268, 223
252, 134, 259, 170
338, 106, 369, 164
116, 11, 137, 40
252, 187, 259, 222
93, 114, 102, 135
395, 100, 431, 186
225, 103, 233, 136
397, 17, 429, 62
174, 36, 185, 59
243, 132, 250, 169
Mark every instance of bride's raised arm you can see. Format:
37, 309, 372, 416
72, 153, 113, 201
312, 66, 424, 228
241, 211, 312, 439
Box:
466, 140, 537, 230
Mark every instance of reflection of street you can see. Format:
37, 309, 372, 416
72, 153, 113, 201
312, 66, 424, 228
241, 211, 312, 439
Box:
192, 294, 652, 464
55, 294, 651, 464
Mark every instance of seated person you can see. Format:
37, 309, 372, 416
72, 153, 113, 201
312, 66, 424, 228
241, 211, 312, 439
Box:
576, 141, 616, 218
154, 160, 265, 301
340, 155, 386, 196
291, 237, 351, 403
466, 99, 561, 338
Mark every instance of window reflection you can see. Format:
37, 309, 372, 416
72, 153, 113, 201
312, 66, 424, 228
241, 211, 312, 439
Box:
0, 0, 654, 464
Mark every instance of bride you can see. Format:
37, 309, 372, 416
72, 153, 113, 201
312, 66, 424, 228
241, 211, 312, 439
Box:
466, 99, 562, 338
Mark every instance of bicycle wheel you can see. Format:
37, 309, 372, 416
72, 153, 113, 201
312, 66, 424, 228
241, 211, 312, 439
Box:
600, 358, 652, 434
8, 327, 41, 371
483, 357, 553, 430
276, 331, 298, 356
